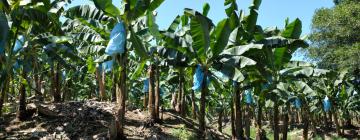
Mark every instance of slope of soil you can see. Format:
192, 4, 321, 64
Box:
0, 101, 228, 140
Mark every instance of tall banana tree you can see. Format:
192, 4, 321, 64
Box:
157, 15, 193, 117
69, 0, 165, 138
160, 4, 263, 138
310, 69, 360, 136
275, 61, 330, 140
0, 0, 74, 118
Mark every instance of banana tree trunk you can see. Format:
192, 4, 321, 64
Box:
148, 65, 156, 121
256, 102, 263, 140
114, 54, 127, 139
0, 78, 9, 116
34, 73, 43, 101
11, 77, 15, 101
273, 102, 279, 140
231, 100, 236, 139
302, 106, 309, 140
218, 109, 223, 132
111, 73, 116, 102
245, 104, 251, 139
282, 103, 290, 140
56, 63, 61, 102
176, 77, 182, 113
191, 67, 197, 119
199, 68, 208, 139
191, 89, 196, 119
344, 111, 352, 127
341, 119, 345, 134
233, 83, 244, 139
17, 70, 27, 120
52, 63, 61, 102
180, 75, 185, 117
144, 93, 148, 109
333, 109, 341, 135
154, 65, 160, 121
65, 79, 72, 101
171, 92, 177, 110
97, 68, 106, 101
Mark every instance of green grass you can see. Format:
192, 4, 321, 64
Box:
171, 124, 197, 140
223, 126, 275, 140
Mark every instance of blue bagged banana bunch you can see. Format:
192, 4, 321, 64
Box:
105, 22, 126, 56
245, 90, 253, 104
192, 65, 209, 91
62, 71, 66, 81
323, 96, 331, 112
13, 60, 20, 70
294, 98, 301, 109
13, 36, 24, 53
102, 60, 114, 73
143, 78, 149, 93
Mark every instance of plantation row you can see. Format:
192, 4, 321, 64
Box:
0, 0, 359, 140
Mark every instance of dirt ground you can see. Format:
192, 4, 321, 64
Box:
0, 101, 228, 140
1, 100, 359, 140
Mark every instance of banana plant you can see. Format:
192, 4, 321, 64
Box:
160, 3, 263, 138
309, 69, 360, 135
74, 0, 165, 138
274, 61, 330, 140
0, 0, 75, 118
157, 15, 193, 117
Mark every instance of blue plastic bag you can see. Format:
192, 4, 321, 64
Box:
13, 36, 24, 53
192, 65, 210, 91
294, 98, 301, 109
13, 60, 20, 70
105, 22, 126, 56
62, 71, 66, 81
143, 78, 149, 93
245, 90, 253, 104
323, 96, 331, 112
102, 60, 114, 73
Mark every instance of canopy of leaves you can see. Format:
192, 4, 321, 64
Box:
307, 0, 360, 71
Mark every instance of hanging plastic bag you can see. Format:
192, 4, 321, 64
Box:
143, 78, 149, 93
192, 65, 204, 91
13, 36, 24, 53
105, 22, 126, 56
245, 90, 253, 104
102, 60, 114, 73
13, 60, 20, 70
294, 98, 301, 109
62, 71, 66, 81
323, 96, 331, 112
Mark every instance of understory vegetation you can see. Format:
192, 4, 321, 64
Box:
0, 0, 359, 140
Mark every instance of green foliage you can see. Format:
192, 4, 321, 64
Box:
91, 0, 120, 17
308, 1, 360, 71
171, 125, 197, 140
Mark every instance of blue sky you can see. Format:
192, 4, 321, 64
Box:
68, 0, 334, 35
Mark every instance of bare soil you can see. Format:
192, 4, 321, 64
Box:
0, 101, 228, 140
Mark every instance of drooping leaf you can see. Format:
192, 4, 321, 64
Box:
87, 57, 96, 73
130, 29, 149, 59
49, 0, 72, 14
210, 18, 231, 58
91, 0, 120, 17
65, 5, 114, 22
202, 3, 210, 16
167, 15, 181, 33
184, 8, 214, 63
148, 0, 165, 12
221, 43, 263, 56
243, 0, 262, 33
130, 60, 146, 80
281, 18, 302, 39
